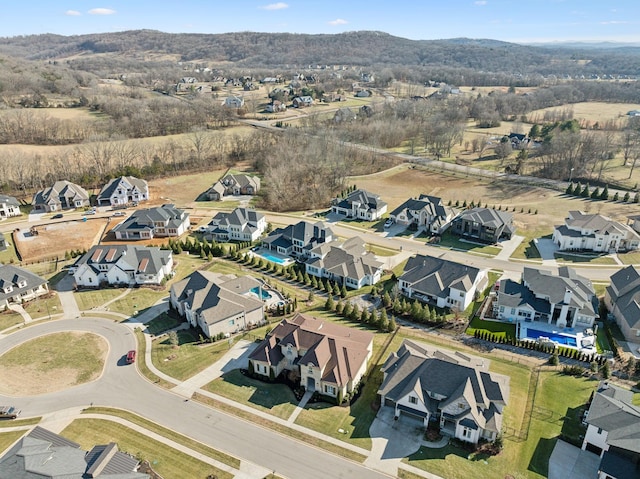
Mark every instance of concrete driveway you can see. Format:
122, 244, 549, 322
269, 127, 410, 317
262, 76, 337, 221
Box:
534, 237, 558, 263
548, 439, 599, 479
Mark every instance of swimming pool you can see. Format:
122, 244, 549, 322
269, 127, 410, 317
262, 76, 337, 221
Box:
250, 286, 272, 300
258, 251, 290, 265
525, 328, 577, 347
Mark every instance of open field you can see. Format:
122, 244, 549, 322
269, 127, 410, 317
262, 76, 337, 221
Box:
62, 418, 233, 479
0, 107, 103, 122
527, 101, 640, 126
0, 332, 107, 395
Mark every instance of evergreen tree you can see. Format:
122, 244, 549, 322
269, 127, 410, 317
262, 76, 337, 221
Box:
350, 304, 360, 322
410, 300, 421, 319
342, 302, 353, 318
325, 295, 335, 311
335, 301, 344, 315
581, 184, 590, 198
340, 284, 348, 298
591, 187, 600, 199
360, 308, 370, 323
565, 183, 574, 195
601, 184, 609, 200
613, 192, 620, 201
311, 275, 318, 289
379, 309, 389, 332
392, 297, 402, 315
388, 317, 397, 332
382, 291, 392, 308
624, 192, 631, 202
635, 192, 640, 203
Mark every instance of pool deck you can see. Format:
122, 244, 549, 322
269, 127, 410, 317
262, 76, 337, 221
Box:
250, 248, 294, 266
518, 321, 597, 353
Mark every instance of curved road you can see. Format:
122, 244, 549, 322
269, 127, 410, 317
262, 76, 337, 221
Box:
0, 318, 389, 479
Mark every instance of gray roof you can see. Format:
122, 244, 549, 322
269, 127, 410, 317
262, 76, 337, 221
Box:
0, 194, 20, 207
455, 207, 514, 231
333, 189, 387, 213
306, 237, 382, 283
0, 265, 48, 303
586, 382, 640, 454
607, 265, 640, 331
112, 204, 188, 234
0, 426, 147, 478
209, 208, 264, 235
379, 340, 509, 433
561, 211, 639, 239
97, 176, 148, 202
74, 245, 171, 276
599, 450, 640, 479
399, 254, 482, 297
32, 181, 89, 207
390, 194, 449, 219
171, 271, 264, 327
497, 279, 551, 315
263, 221, 333, 250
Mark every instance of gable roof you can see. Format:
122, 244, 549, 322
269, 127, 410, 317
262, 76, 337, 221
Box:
333, 189, 387, 212
399, 254, 482, 297
306, 237, 383, 282
390, 195, 449, 219
0, 194, 20, 207
607, 265, 640, 331
263, 221, 333, 251
74, 245, 171, 276
210, 208, 264, 234
455, 207, 514, 230
32, 181, 89, 207
112, 204, 188, 233
562, 211, 640, 239
0, 264, 47, 301
97, 176, 148, 202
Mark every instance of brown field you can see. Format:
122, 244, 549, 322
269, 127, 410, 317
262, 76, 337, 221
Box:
14, 218, 107, 262
0, 107, 101, 121
527, 101, 640, 125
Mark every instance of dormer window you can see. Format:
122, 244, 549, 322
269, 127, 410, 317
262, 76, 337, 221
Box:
408, 395, 418, 404
18, 281, 27, 288
3, 285, 12, 294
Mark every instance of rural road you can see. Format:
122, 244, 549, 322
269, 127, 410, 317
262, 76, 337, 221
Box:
0, 318, 390, 479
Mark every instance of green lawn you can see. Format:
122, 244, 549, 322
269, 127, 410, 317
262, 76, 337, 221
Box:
595, 325, 612, 354
466, 316, 516, 340
151, 329, 231, 381
74, 288, 128, 311
82, 407, 240, 469
510, 230, 551, 260
204, 369, 298, 420
0, 309, 24, 331
618, 250, 640, 265
62, 418, 233, 479
554, 252, 617, 265
22, 294, 63, 320
0, 430, 26, 455
0, 416, 41, 428
403, 370, 596, 479
145, 312, 183, 335
133, 328, 176, 389
367, 244, 400, 256
109, 288, 166, 316
435, 231, 501, 256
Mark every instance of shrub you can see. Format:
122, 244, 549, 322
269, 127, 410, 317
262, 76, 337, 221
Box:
562, 365, 585, 376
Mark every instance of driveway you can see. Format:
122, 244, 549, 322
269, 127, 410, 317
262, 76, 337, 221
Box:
534, 237, 558, 264
548, 439, 600, 479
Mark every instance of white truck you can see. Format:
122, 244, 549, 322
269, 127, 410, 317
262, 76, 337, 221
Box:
0, 406, 20, 419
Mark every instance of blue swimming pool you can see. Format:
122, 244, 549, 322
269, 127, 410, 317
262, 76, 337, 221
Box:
250, 286, 272, 300
525, 328, 577, 347
259, 252, 290, 265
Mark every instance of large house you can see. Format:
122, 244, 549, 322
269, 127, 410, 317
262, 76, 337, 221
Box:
249, 313, 373, 401
97, 176, 149, 207
0, 426, 148, 478
207, 207, 266, 242
170, 271, 265, 339
0, 194, 21, 219
224, 96, 244, 108
581, 382, 640, 479
389, 195, 457, 234
0, 264, 49, 311
73, 245, 173, 288
206, 174, 261, 201
605, 265, 640, 342
552, 211, 640, 253
398, 255, 487, 311
378, 339, 509, 444
305, 237, 383, 289
292, 96, 313, 108
451, 207, 515, 243
112, 204, 190, 240
494, 266, 598, 328
331, 189, 387, 221
32, 180, 90, 212
262, 221, 334, 260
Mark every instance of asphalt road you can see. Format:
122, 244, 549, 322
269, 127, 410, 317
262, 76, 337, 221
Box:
0, 318, 389, 479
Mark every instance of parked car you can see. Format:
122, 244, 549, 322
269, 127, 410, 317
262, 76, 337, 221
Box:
113, 211, 127, 217
126, 350, 136, 364
0, 406, 20, 419
52, 213, 64, 219
84, 210, 96, 215
384, 218, 394, 229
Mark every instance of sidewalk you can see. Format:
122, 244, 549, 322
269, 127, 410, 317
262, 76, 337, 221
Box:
7, 303, 32, 323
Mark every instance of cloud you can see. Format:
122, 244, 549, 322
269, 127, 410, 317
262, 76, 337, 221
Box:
88, 8, 116, 15
474, 1, 487, 5
65, 10, 82, 16
328, 18, 348, 26
600, 20, 629, 25
260, 2, 288, 10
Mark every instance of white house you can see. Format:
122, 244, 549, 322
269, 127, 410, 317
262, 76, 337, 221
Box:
73, 245, 173, 288
207, 208, 266, 242
112, 204, 190, 240
330, 189, 387, 221
553, 211, 640, 253
32, 181, 90, 212
0, 195, 21, 219
97, 176, 149, 207
224, 96, 245, 108
0, 265, 49, 311
389, 195, 457, 234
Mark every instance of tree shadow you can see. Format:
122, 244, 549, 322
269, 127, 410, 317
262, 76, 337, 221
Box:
560, 405, 587, 447
221, 370, 297, 410
528, 436, 557, 477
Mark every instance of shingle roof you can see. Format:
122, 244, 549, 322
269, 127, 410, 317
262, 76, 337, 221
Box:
210, 208, 264, 235
0, 194, 20, 207
74, 245, 171, 276
399, 254, 482, 297
562, 211, 640, 240
333, 189, 387, 212
32, 181, 89, 207
455, 207, 513, 230
112, 204, 188, 234
306, 238, 382, 283
0, 265, 48, 303
262, 221, 333, 250
390, 194, 449, 219
97, 176, 148, 202
608, 265, 640, 331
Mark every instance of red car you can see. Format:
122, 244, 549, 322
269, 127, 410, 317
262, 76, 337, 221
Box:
126, 350, 136, 364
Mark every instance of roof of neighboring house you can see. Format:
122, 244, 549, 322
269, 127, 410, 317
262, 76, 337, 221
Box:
112, 204, 189, 234
32, 181, 89, 207
97, 176, 148, 202
399, 254, 483, 297
333, 189, 387, 213
0, 265, 47, 302
559, 211, 640, 239
497, 279, 551, 314
171, 271, 263, 327
586, 382, 640, 455
379, 340, 508, 433
390, 194, 453, 220
210, 208, 264, 236
607, 265, 640, 330
599, 450, 640, 479
263, 221, 333, 251
306, 237, 383, 282
0, 194, 20, 207
74, 245, 172, 276
455, 207, 514, 231
249, 313, 373, 387
0, 426, 148, 478
519, 266, 598, 317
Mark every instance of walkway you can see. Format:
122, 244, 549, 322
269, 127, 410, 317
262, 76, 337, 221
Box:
7, 303, 32, 324
495, 235, 524, 261
287, 389, 313, 424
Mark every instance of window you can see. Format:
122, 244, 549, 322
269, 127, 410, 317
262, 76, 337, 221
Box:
597, 427, 603, 434
228, 319, 235, 326
408, 396, 418, 404
458, 402, 465, 409
324, 385, 336, 395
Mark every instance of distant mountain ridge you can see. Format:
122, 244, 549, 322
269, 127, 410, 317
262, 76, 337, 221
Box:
0, 30, 638, 75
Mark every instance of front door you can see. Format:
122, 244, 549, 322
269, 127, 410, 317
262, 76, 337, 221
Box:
307, 376, 315, 391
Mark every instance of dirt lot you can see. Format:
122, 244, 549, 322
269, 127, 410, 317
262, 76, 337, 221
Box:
353, 164, 640, 235
14, 218, 107, 262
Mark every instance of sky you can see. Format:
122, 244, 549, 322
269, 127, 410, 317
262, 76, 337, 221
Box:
3, 1, 640, 44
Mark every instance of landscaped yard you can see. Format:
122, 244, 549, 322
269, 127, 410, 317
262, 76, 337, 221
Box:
0, 430, 27, 455
618, 250, 640, 265
554, 252, 617, 265
22, 293, 63, 319
108, 288, 166, 316
0, 309, 24, 331
510, 230, 550, 260
204, 369, 298, 420
61, 418, 232, 479
466, 316, 516, 341
145, 312, 183, 335
434, 231, 501, 256
74, 288, 128, 311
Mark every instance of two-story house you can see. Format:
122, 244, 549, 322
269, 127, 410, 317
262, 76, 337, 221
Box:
451, 207, 515, 243
262, 221, 334, 260
305, 237, 383, 289
582, 382, 640, 479
0, 264, 49, 311
378, 339, 509, 444
398, 255, 487, 311
494, 266, 598, 328
389, 195, 457, 234
112, 204, 190, 240
249, 313, 373, 401
331, 189, 388, 221
205, 174, 261, 201
97, 176, 149, 207
32, 180, 90, 212
605, 265, 640, 342
553, 211, 640, 253
170, 271, 265, 338
0, 194, 21, 219
207, 208, 266, 242
72, 245, 173, 288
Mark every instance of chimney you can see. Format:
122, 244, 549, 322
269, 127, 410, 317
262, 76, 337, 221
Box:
563, 289, 572, 304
